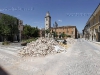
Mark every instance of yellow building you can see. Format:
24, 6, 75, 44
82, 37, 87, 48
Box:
50, 26, 78, 39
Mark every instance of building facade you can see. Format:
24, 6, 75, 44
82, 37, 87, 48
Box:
50, 26, 78, 39
83, 3, 100, 42
40, 12, 78, 38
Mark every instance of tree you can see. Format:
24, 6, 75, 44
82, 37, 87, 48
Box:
55, 21, 58, 27
45, 29, 50, 34
0, 21, 3, 34
30, 27, 35, 36
67, 35, 71, 37
22, 25, 39, 39
45, 29, 51, 38
54, 32, 58, 38
22, 24, 31, 39
2, 25, 10, 41
52, 31, 58, 38
0, 14, 19, 42
61, 32, 66, 38
0, 19, 10, 41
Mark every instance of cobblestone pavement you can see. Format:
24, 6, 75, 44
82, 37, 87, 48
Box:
0, 39, 100, 75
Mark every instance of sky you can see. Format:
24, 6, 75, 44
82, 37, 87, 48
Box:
0, 0, 100, 33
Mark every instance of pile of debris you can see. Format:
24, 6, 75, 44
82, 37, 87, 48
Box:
66, 38, 76, 44
18, 38, 66, 57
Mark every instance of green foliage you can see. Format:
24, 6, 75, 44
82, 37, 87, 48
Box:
23, 24, 31, 36
21, 38, 38, 46
67, 35, 71, 37
0, 21, 3, 34
33, 27, 39, 37
0, 14, 19, 42
1, 25, 10, 36
45, 29, 50, 34
52, 31, 58, 38
2, 41, 10, 45
0, 14, 18, 35
22, 38, 37, 43
22, 25, 39, 39
54, 32, 58, 37
61, 32, 66, 38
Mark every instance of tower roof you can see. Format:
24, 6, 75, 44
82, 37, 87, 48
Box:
46, 11, 50, 17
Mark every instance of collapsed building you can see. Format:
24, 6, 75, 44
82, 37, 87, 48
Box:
18, 37, 76, 57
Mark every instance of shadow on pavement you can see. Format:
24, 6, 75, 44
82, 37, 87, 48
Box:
0, 66, 10, 75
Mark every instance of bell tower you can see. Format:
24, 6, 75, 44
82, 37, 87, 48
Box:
45, 11, 51, 30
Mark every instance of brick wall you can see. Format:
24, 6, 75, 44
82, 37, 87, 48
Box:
50, 26, 77, 39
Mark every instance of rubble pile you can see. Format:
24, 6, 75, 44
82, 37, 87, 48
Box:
18, 38, 66, 57
66, 38, 76, 44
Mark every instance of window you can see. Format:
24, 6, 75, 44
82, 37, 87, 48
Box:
92, 17, 95, 25
72, 31, 73, 34
63, 32, 65, 34
99, 16, 100, 22
95, 29, 98, 33
46, 18, 48, 21
67, 29, 68, 33
88, 22, 90, 27
93, 21, 94, 25
99, 26, 100, 31
94, 18, 96, 24
59, 32, 61, 35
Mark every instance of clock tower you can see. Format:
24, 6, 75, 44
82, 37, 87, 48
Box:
45, 11, 51, 30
